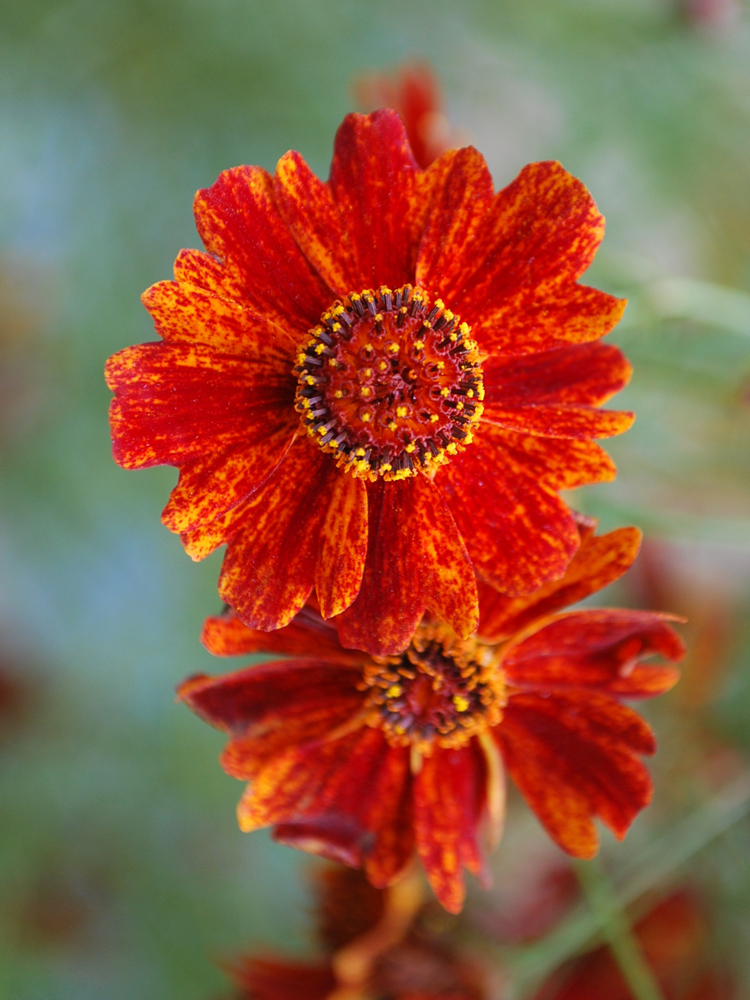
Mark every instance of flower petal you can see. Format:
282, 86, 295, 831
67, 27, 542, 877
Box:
482, 342, 632, 408
482, 403, 634, 440
106, 341, 294, 469
497, 691, 656, 856
480, 428, 617, 492
413, 744, 490, 914
161, 427, 297, 534
201, 605, 363, 666
316, 473, 368, 620
273, 150, 359, 297
502, 609, 684, 697
178, 659, 363, 778
328, 111, 420, 290
334, 476, 478, 656
141, 274, 298, 357
415, 146, 495, 298
193, 165, 331, 332
242, 727, 414, 886
214, 438, 338, 630
479, 527, 643, 642
449, 161, 625, 354
438, 431, 580, 597
333, 479, 423, 655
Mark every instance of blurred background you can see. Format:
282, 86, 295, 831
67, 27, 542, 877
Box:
1, 0, 749, 997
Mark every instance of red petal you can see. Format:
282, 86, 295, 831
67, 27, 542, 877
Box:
316, 473, 368, 620
483, 428, 617, 491
497, 691, 656, 856
449, 162, 624, 354
274, 150, 359, 297
334, 476, 478, 656
503, 609, 684, 697
178, 660, 363, 778
243, 727, 415, 886
327, 111, 420, 290
193, 165, 331, 332
201, 606, 363, 666
106, 341, 294, 469
482, 403, 634, 440
438, 432, 580, 597
413, 744, 489, 914
482, 342, 632, 409
479, 527, 643, 641
217, 437, 338, 630
141, 275, 298, 358
415, 146, 495, 298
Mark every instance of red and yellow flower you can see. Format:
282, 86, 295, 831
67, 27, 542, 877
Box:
180, 523, 683, 914
107, 109, 632, 654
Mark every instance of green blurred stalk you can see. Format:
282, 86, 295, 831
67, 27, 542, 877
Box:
574, 859, 665, 1000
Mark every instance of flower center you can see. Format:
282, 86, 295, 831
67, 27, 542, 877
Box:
362, 623, 506, 752
294, 286, 484, 481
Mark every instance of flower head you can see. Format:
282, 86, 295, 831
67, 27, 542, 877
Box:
180, 524, 683, 913
107, 110, 632, 654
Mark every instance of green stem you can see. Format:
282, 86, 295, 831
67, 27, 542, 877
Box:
574, 858, 666, 1000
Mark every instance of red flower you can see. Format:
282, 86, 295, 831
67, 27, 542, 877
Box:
180, 524, 683, 914
107, 110, 632, 655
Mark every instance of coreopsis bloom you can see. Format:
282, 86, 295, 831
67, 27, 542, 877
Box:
225, 865, 486, 1000
180, 524, 683, 913
106, 109, 633, 655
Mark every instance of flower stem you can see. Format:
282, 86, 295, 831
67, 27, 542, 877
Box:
574, 858, 666, 1000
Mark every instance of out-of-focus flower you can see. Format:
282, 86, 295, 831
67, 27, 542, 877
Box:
681, 0, 740, 31
181, 524, 683, 913
107, 109, 632, 656
354, 62, 454, 169
532, 889, 735, 1000
225, 865, 487, 1000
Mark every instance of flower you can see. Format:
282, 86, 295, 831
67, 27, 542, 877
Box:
354, 61, 454, 169
224, 865, 487, 1000
179, 523, 683, 914
106, 109, 632, 655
